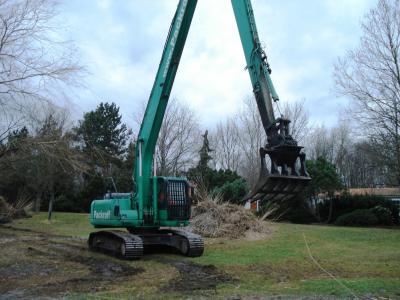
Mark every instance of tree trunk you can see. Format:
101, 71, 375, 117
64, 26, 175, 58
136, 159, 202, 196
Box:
48, 181, 54, 221
327, 195, 335, 223
313, 196, 320, 222
47, 192, 54, 221
35, 192, 42, 212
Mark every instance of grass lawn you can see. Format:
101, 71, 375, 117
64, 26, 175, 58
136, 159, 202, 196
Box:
6, 212, 400, 299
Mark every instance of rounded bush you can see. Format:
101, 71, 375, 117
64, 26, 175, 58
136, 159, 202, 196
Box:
370, 206, 393, 225
212, 178, 248, 204
334, 209, 378, 226
317, 194, 399, 225
282, 206, 318, 224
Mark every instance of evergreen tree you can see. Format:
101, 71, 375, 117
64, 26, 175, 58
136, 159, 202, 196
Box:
198, 130, 213, 172
187, 130, 248, 202
113, 141, 136, 192
75, 102, 132, 208
77, 102, 128, 159
306, 157, 343, 197
306, 157, 344, 222
187, 130, 214, 183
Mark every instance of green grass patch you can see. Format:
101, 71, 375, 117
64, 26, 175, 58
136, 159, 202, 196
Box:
7, 213, 400, 298
194, 223, 400, 298
12, 212, 93, 237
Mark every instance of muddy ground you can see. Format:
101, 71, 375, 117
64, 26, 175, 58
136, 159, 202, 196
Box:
0, 226, 232, 299
1, 225, 393, 300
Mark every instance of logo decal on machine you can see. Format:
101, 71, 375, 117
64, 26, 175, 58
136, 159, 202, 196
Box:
162, 0, 188, 79
94, 210, 111, 219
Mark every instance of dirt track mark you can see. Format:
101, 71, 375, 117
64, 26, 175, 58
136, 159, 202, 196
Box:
155, 257, 233, 292
25, 243, 143, 297
0, 262, 56, 279
27, 243, 143, 278
0, 228, 144, 299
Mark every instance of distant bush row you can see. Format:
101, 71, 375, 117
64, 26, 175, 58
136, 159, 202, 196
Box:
335, 206, 394, 226
257, 193, 399, 226
318, 194, 399, 225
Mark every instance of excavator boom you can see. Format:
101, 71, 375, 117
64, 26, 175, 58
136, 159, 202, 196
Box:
135, 0, 198, 223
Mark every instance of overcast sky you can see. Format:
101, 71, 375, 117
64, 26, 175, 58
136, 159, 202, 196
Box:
58, 0, 376, 129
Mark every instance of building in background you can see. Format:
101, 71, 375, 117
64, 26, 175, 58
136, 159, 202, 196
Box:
348, 187, 400, 209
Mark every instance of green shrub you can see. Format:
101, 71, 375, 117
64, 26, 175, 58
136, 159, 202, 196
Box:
370, 206, 393, 225
318, 194, 399, 224
335, 209, 378, 226
187, 167, 242, 191
55, 195, 85, 213
282, 206, 318, 224
213, 178, 248, 204
258, 197, 318, 224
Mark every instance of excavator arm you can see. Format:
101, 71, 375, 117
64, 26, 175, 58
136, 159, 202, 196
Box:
232, 0, 278, 133
231, 0, 311, 202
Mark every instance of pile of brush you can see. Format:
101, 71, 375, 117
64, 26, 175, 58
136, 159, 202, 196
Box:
189, 193, 269, 239
0, 196, 32, 224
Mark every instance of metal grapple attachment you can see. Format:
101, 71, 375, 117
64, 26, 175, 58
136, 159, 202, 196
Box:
245, 145, 311, 203
244, 118, 311, 203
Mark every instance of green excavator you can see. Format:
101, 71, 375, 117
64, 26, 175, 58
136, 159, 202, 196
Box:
88, 0, 311, 259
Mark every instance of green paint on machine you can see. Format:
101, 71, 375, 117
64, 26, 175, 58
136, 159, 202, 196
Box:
88, 0, 310, 259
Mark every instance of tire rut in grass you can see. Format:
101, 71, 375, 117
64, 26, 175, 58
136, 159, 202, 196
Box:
155, 257, 233, 292
28, 242, 144, 278
9, 239, 144, 298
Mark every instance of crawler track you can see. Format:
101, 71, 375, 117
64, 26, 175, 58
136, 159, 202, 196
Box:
88, 229, 204, 259
88, 231, 143, 259
166, 229, 204, 257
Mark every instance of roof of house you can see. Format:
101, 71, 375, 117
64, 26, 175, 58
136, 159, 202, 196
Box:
348, 187, 400, 196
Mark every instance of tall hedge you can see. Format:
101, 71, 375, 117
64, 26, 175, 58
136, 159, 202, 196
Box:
318, 194, 399, 224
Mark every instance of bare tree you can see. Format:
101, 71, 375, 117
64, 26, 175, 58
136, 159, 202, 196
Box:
212, 117, 241, 172
306, 125, 335, 162
236, 97, 266, 187
134, 98, 201, 176
334, 0, 400, 184
281, 99, 310, 144
0, 112, 21, 156
341, 140, 389, 187
157, 98, 201, 175
305, 122, 390, 187
0, 0, 82, 154
0, 103, 87, 217
330, 123, 352, 181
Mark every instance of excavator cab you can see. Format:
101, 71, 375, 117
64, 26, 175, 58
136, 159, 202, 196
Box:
156, 177, 191, 221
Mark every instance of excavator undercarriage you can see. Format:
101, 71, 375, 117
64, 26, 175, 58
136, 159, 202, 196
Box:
88, 229, 204, 259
